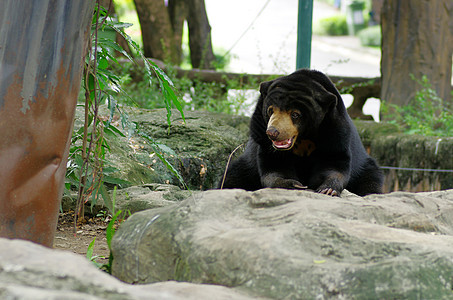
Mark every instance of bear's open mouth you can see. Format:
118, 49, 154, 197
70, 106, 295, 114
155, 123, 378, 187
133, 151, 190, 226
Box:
272, 136, 296, 150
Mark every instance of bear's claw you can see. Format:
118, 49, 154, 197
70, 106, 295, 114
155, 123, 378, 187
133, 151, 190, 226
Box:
293, 183, 308, 189
318, 188, 339, 197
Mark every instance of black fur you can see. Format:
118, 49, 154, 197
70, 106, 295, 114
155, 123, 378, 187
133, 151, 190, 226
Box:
219, 69, 383, 196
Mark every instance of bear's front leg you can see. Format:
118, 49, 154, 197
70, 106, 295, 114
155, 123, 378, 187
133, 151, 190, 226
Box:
315, 171, 347, 196
261, 173, 307, 190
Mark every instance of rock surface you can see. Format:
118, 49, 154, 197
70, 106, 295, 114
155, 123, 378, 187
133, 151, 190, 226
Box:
0, 238, 261, 300
109, 184, 196, 213
112, 188, 453, 299
353, 120, 453, 192
73, 106, 250, 190
102, 183, 197, 216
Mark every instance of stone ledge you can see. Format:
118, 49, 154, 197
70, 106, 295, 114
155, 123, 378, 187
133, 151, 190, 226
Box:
111, 188, 453, 299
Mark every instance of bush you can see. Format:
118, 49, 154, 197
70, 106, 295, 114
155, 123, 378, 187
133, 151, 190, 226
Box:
358, 25, 381, 47
381, 75, 453, 137
317, 15, 348, 36
113, 62, 255, 115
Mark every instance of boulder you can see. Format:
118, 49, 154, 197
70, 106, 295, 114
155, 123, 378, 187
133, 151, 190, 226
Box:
99, 183, 196, 216
61, 183, 195, 217
0, 238, 261, 300
73, 106, 249, 190
112, 188, 453, 299
110, 184, 195, 214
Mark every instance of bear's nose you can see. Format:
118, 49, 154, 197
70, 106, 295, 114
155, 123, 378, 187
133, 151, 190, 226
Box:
266, 126, 280, 140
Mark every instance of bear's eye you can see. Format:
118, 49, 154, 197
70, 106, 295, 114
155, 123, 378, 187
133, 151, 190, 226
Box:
291, 111, 301, 120
267, 106, 274, 116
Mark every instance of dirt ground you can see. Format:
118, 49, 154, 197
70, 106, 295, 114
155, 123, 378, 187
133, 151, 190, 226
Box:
53, 211, 112, 265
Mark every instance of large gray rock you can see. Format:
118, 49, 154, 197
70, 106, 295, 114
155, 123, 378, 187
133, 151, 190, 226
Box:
73, 106, 249, 190
0, 238, 261, 300
61, 184, 194, 217
104, 183, 196, 215
112, 188, 453, 299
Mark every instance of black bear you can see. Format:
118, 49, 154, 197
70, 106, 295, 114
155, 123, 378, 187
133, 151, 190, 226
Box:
219, 69, 383, 196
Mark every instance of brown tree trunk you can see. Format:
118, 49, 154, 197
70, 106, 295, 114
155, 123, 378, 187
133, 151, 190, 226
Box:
133, 0, 179, 63
0, 0, 94, 247
186, 0, 216, 69
371, 0, 384, 24
380, 0, 453, 107
168, 0, 187, 64
133, 0, 215, 68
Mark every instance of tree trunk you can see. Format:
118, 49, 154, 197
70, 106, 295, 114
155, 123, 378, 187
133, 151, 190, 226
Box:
0, 0, 94, 247
380, 0, 453, 107
133, 0, 214, 68
133, 0, 179, 63
186, 0, 216, 69
370, 0, 384, 24
168, 0, 187, 64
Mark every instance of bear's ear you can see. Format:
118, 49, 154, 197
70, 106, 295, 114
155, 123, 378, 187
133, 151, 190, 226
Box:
316, 89, 338, 110
259, 80, 274, 97
311, 72, 343, 109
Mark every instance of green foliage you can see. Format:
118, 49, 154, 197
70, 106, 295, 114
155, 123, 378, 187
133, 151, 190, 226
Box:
113, 0, 136, 16
382, 75, 453, 137
86, 237, 102, 268
180, 47, 232, 71
316, 15, 348, 36
86, 209, 123, 273
176, 76, 255, 114
106, 20, 184, 127
212, 51, 232, 70
114, 61, 255, 115
70, 5, 132, 221
358, 25, 381, 47
338, 79, 376, 95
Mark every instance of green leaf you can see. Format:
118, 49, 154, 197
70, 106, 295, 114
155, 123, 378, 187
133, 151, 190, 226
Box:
103, 175, 131, 186
107, 96, 117, 122
98, 37, 123, 53
148, 59, 185, 126
64, 182, 72, 192
112, 186, 117, 214
65, 176, 81, 187
102, 166, 119, 174
98, 57, 109, 70
139, 131, 187, 189
106, 210, 122, 250
86, 237, 96, 260
99, 184, 113, 214
156, 143, 177, 156
106, 20, 133, 29
99, 34, 134, 62
103, 123, 126, 137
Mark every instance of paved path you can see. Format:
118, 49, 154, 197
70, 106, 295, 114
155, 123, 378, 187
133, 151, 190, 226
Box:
205, 0, 380, 77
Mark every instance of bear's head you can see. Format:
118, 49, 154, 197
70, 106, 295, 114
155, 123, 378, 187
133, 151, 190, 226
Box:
258, 70, 340, 153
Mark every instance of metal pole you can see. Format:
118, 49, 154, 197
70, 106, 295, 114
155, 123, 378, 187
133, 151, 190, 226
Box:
296, 0, 313, 69
0, 1, 94, 247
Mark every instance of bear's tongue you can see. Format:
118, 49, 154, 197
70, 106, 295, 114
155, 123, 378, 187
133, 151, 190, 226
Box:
273, 138, 293, 149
